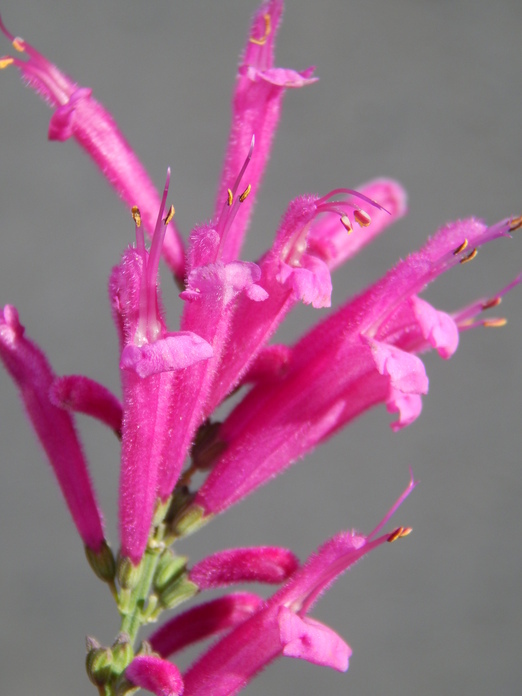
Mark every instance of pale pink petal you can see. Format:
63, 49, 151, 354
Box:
278, 609, 351, 672
120, 333, 213, 378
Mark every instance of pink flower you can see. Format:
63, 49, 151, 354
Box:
1, 1, 520, 694
0, 305, 105, 552
182, 478, 416, 696
0, 14, 185, 281
126, 655, 183, 696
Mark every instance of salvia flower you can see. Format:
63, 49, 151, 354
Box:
182, 478, 417, 695
0, 2, 519, 696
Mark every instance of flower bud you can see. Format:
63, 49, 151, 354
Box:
86, 643, 113, 687
158, 576, 198, 610
153, 549, 188, 592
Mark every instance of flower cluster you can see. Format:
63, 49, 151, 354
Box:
0, 2, 519, 695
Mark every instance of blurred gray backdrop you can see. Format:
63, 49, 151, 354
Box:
0, 1, 521, 694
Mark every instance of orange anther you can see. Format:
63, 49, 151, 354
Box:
340, 215, 353, 234
353, 209, 372, 227
249, 13, 271, 45
481, 297, 502, 310
227, 188, 233, 206
163, 204, 175, 226
12, 37, 25, 52
0, 56, 14, 69
131, 206, 142, 227
239, 184, 252, 202
483, 318, 507, 328
459, 248, 478, 264
508, 215, 522, 232
452, 239, 468, 255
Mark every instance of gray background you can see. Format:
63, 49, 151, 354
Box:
0, 1, 521, 694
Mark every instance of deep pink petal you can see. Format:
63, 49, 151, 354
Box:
49, 374, 122, 436
214, 0, 316, 262
189, 547, 299, 589
126, 655, 183, 696
0, 15, 185, 279
149, 594, 263, 658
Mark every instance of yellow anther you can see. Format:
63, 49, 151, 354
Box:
12, 37, 25, 52
340, 215, 353, 234
131, 206, 142, 227
249, 13, 271, 45
387, 527, 403, 543
0, 56, 14, 69
459, 248, 478, 264
481, 297, 502, 310
509, 215, 522, 232
163, 204, 175, 226
227, 188, 233, 207
387, 526, 412, 543
239, 183, 252, 203
353, 209, 372, 228
452, 238, 468, 255
483, 318, 507, 328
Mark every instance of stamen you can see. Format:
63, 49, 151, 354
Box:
340, 215, 353, 234
387, 526, 412, 543
230, 136, 255, 200
163, 204, 175, 226
12, 37, 25, 52
509, 215, 522, 232
0, 56, 13, 69
459, 248, 478, 264
483, 318, 507, 328
453, 239, 468, 255
249, 13, 271, 45
131, 206, 142, 228
353, 209, 372, 227
239, 184, 252, 203
215, 136, 255, 257
481, 297, 502, 310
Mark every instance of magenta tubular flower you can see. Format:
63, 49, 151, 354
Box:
110, 176, 212, 564
204, 181, 406, 414
0, 305, 105, 552
188, 546, 299, 589
193, 216, 516, 517
0, 15, 185, 281
149, 594, 264, 658
125, 655, 183, 696
215, 0, 317, 262
182, 478, 416, 696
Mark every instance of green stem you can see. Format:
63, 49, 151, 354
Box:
119, 548, 160, 643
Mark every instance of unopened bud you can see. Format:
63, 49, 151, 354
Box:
111, 633, 134, 673
154, 549, 188, 592
170, 503, 208, 539
158, 576, 198, 610
86, 644, 113, 687
85, 541, 116, 583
